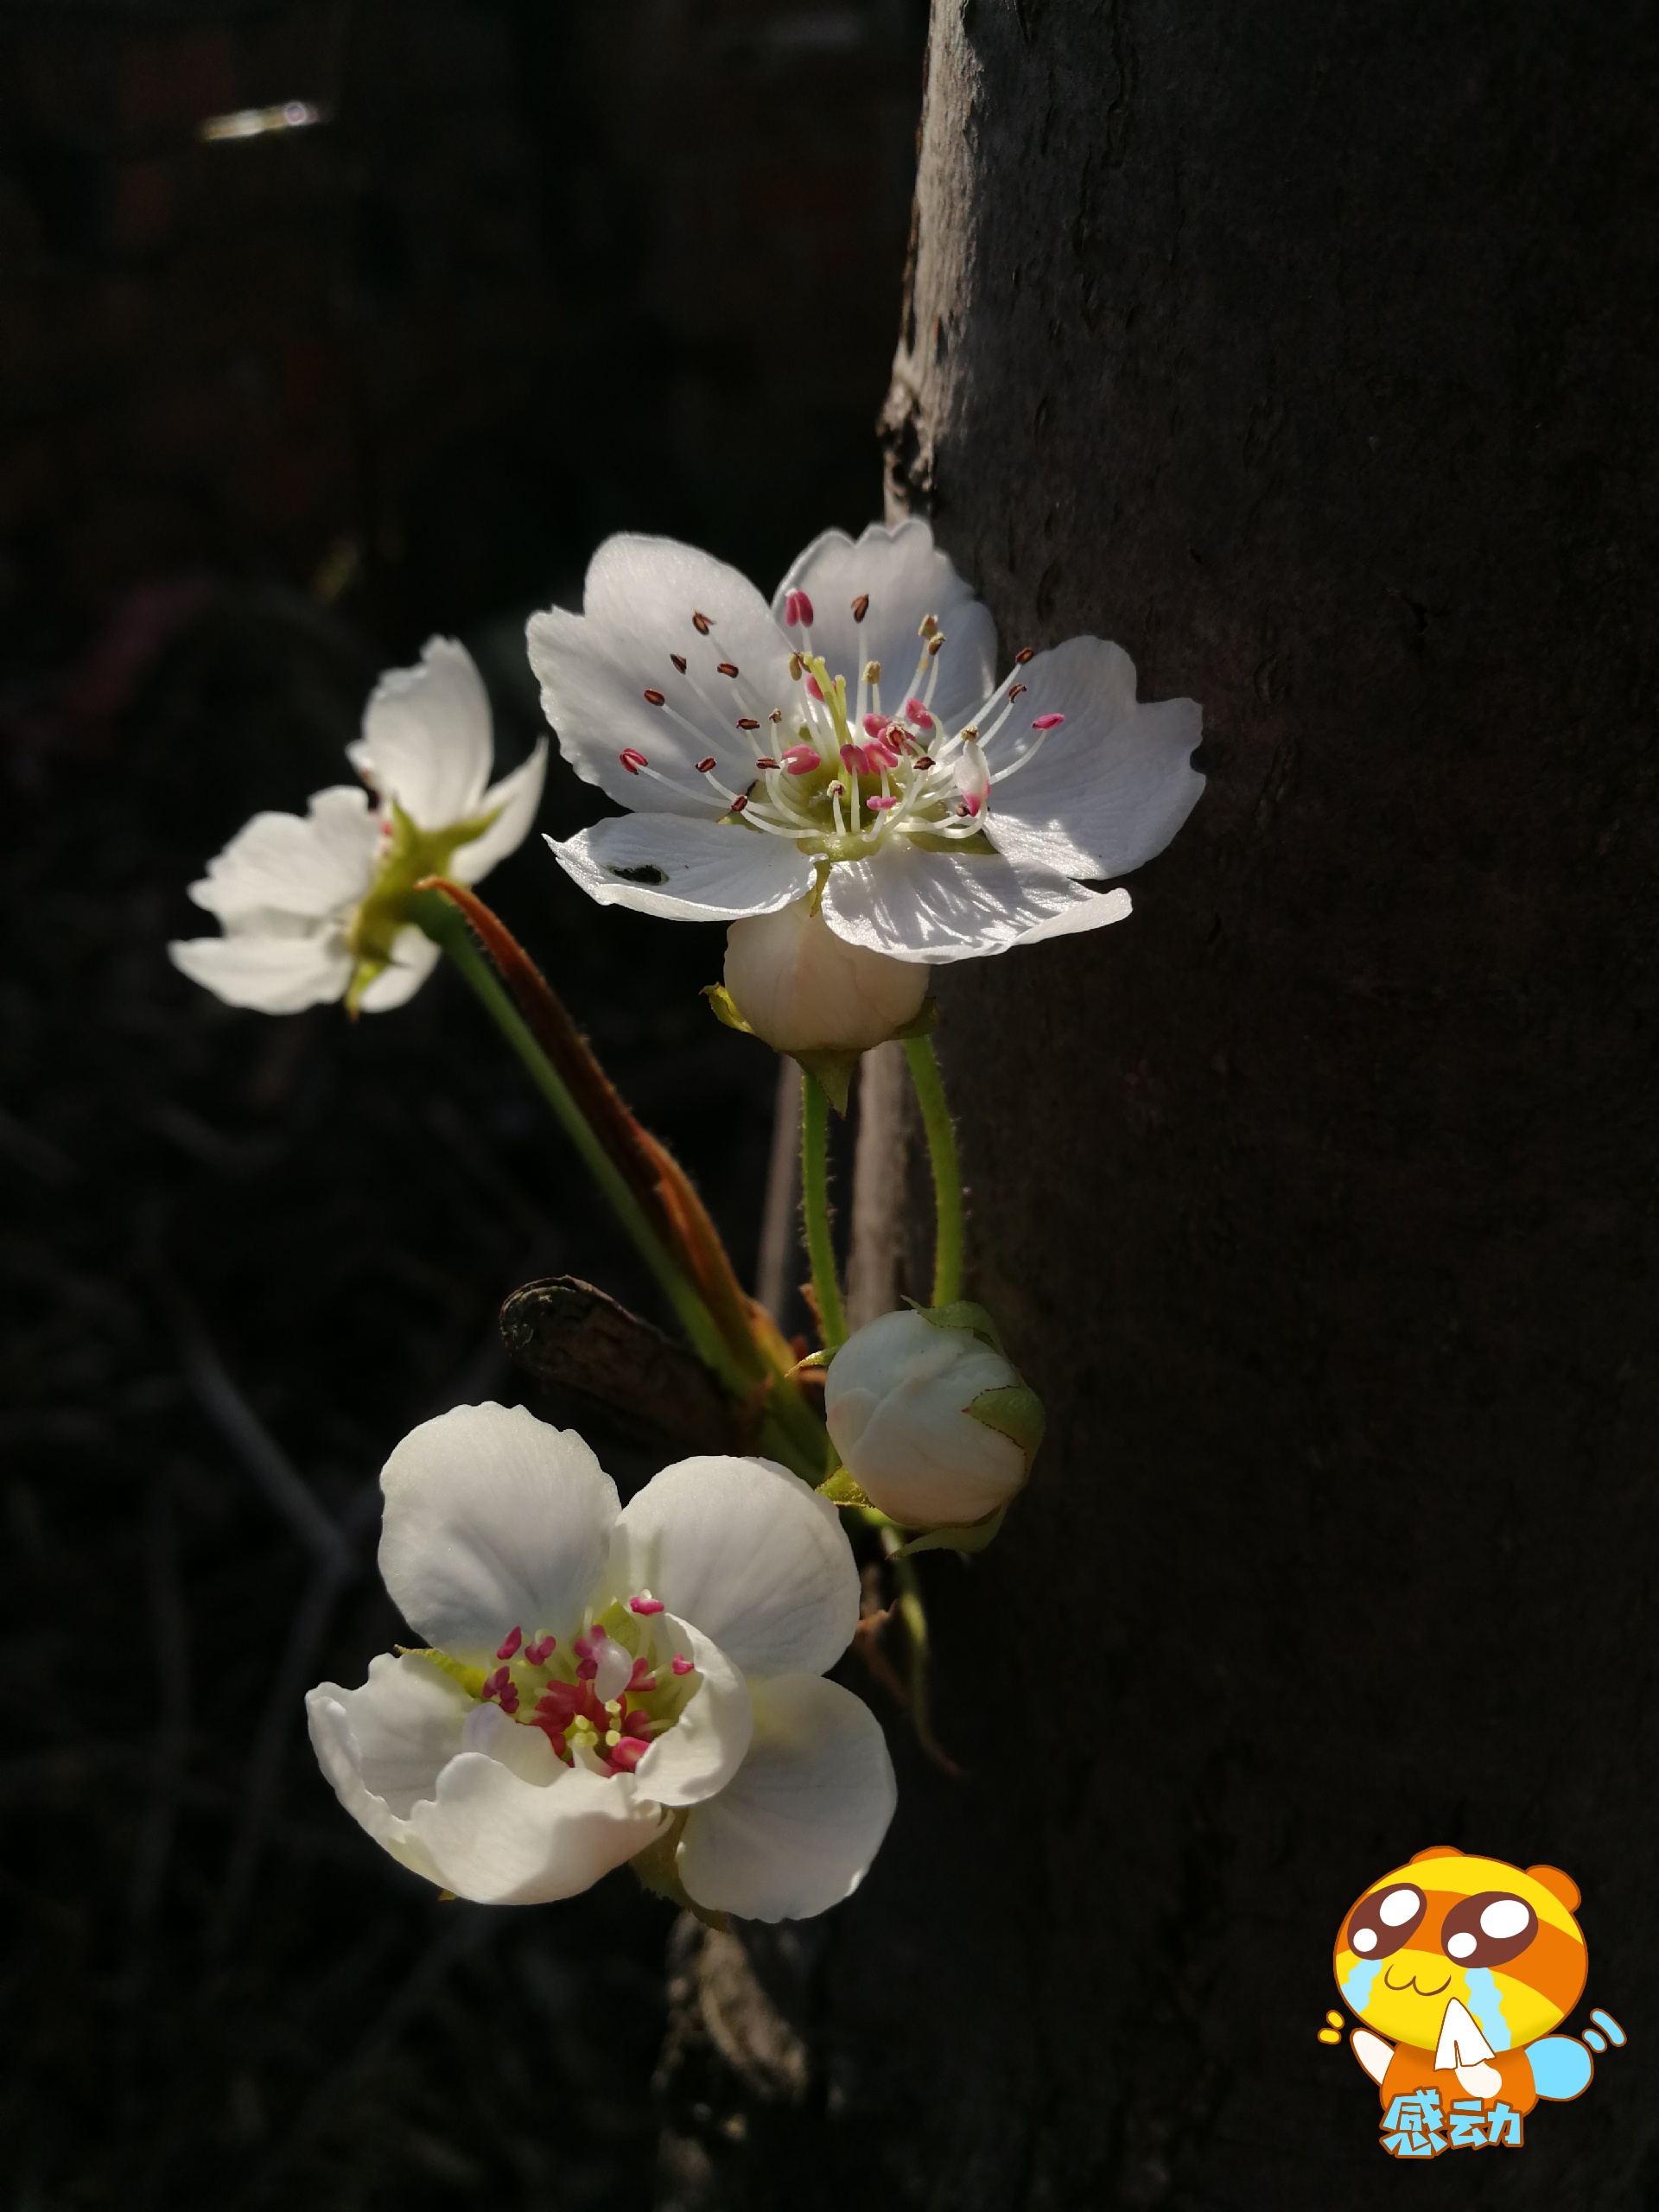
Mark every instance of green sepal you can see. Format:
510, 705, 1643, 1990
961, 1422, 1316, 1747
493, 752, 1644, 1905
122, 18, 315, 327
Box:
794, 1051, 859, 1115
347, 800, 500, 1012
702, 982, 754, 1035
891, 1499, 1012, 1559
965, 1381, 1046, 1460
817, 1465, 869, 1507
790, 1348, 833, 1375
631, 1813, 729, 1931
891, 995, 940, 1040
908, 1298, 1007, 1356
397, 1645, 488, 1700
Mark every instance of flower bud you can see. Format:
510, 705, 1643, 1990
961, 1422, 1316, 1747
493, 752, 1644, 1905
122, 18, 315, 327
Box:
723, 899, 926, 1056
823, 1306, 1044, 1529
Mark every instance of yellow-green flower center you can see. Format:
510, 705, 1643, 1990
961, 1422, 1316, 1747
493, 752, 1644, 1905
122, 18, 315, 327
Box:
346, 799, 499, 1010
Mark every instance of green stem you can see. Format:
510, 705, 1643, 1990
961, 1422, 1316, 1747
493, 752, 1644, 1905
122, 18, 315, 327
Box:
799, 1073, 848, 1351
412, 893, 747, 1397
876, 1522, 957, 1774
903, 1033, 963, 1307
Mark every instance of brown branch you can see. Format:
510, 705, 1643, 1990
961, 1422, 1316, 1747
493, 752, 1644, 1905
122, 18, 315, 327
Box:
420, 879, 764, 1372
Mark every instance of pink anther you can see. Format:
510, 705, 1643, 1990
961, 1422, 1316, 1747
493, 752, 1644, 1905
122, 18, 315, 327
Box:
620, 747, 649, 774
784, 589, 815, 627
482, 1667, 519, 1715
536, 1681, 581, 1730
495, 1626, 524, 1661
524, 1634, 556, 1667
608, 1738, 648, 1773
805, 672, 826, 702
671, 1656, 695, 1677
1031, 713, 1066, 730
867, 794, 899, 811
630, 1596, 665, 1615
861, 713, 891, 740
781, 744, 821, 775
840, 741, 872, 775
904, 697, 935, 731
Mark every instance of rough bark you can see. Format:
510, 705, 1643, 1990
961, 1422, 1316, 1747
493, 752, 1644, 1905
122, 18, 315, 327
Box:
661, 2, 1659, 2206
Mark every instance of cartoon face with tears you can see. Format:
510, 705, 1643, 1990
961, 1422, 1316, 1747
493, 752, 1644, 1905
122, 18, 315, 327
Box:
1323, 1846, 1625, 2153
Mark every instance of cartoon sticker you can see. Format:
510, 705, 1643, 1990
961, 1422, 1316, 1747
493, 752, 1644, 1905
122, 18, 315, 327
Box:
1321, 1845, 1625, 2156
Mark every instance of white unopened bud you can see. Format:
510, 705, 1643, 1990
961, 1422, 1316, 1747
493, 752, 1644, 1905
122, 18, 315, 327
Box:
823, 1307, 1043, 1529
723, 899, 926, 1056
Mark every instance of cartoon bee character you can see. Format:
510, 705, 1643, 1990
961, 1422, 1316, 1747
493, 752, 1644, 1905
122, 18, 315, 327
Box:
1326, 1846, 1623, 2121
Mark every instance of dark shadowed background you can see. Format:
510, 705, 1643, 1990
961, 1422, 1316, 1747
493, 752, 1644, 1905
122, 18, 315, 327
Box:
0, 3, 924, 2202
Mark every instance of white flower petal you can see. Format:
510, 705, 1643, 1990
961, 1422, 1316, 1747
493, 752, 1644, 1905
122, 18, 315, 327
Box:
1007, 886, 1134, 947
356, 638, 495, 827
630, 1611, 753, 1808
985, 638, 1205, 880
460, 1698, 563, 1782
410, 1744, 663, 1904
582, 533, 791, 679
546, 816, 813, 923
448, 738, 549, 884
353, 924, 442, 1013
168, 928, 352, 1013
378, 1403, 619, 1662
528, 536, 795, 814
309, 1651, 470, 1816
677, 1675, 896, 1923
525, 608, 732, 818
822, 841, 1130, 964
611, 1456, 858, 1680
773, 520, 998, 731
306, 1653, 465, 1886
187, 785, 378, 923
308, 1650, 664, 1904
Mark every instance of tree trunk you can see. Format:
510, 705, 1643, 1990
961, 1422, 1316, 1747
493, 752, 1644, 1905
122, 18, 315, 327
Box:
658, 3, 1659, 2204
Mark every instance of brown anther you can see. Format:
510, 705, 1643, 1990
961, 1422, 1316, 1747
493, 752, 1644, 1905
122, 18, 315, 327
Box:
960, 724, 978, 741
737, 716, 760, 730
692, 611, 714, 634
755, 756, 779, 771
789, 653, 803, 680
851, 593, 870, 623
914, 755, 935, 770
643, 689, 666, 706
1007, 682, 1027, 699
729, 793, 749, 811
768, 708, 783, 722
919, 613, 939, 639
927, 634, 945, 656
696, 756, 717, 773
1014, 646, 1035, 664
671, 652, 688, 673
716, 661, 740, 678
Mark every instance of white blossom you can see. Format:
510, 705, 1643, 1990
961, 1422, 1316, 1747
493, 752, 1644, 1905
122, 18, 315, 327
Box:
527, 522, 1204, 975
823, 1306, 1041, 1529
170, 639, 546, 1014
307, 1403, 896, 1920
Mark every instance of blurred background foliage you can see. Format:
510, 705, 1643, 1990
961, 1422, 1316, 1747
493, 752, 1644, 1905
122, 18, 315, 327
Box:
0, 3, 924, 2202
